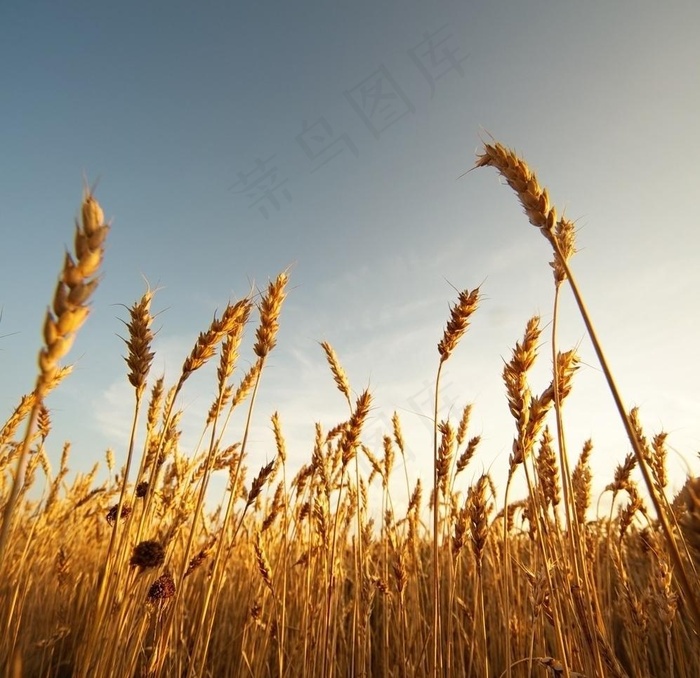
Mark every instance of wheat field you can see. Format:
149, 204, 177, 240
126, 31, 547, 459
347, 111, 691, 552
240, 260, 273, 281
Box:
1, 142, 699, 678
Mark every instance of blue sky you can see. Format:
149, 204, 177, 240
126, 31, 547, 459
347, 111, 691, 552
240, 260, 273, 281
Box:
2, 0, 699, 509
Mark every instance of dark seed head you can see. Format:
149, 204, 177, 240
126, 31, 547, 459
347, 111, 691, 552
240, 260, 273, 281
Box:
148, 571, 176, 602
106, 504, 132, 526
136, 481, 149, 498
130, 540, 165, 569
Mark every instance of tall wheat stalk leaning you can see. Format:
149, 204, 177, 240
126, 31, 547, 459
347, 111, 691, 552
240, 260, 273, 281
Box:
474, 140, 700, 633
0, 191, 108, 564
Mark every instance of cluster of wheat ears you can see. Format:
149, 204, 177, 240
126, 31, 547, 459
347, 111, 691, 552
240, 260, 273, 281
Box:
1, 141, 699, 678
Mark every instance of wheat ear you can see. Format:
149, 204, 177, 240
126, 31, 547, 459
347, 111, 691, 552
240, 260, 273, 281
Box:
0, 191, 108, 563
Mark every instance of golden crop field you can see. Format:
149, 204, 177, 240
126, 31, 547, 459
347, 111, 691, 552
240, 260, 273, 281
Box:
1, 142, 698, 678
